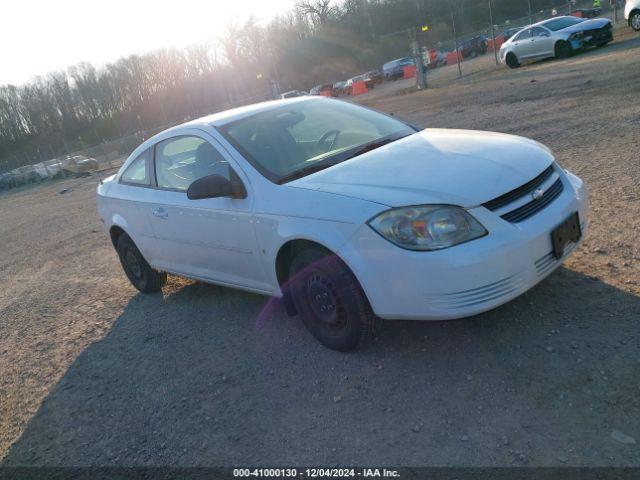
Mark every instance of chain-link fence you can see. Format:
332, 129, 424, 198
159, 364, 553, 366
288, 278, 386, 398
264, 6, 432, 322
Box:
370, 0, 623, 88
0, 90, 272, 191
419, 0, 622, 81
0, 0, 628, 192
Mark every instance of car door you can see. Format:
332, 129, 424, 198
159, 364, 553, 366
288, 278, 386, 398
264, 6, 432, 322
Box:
530, 27, 555, 58
146, 129, 272, 294
109, 148, 159, 260
511, 28, 534, 59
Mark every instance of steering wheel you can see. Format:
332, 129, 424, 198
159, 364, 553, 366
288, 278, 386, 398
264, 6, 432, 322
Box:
317, 130, 341, 152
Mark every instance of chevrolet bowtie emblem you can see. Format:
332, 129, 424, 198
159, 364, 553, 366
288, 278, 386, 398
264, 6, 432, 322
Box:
531, 188, 544, 201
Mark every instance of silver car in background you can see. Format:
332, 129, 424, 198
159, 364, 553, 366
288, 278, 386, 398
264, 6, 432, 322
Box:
500, 16, 613, 68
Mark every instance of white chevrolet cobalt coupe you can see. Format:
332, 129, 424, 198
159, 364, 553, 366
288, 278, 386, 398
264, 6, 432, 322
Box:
97, 97, 588, 351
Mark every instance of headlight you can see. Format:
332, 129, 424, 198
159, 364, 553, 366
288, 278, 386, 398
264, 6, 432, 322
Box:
368, 206, 487, 251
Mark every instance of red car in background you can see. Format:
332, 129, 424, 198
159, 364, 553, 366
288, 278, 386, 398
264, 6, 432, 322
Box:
426, 48, 447, 68
309, 83, 334, 97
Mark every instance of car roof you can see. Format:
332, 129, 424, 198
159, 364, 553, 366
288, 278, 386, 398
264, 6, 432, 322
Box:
384, 57, 411, 65
164, 96, 321, 131
531, 15, 581, 29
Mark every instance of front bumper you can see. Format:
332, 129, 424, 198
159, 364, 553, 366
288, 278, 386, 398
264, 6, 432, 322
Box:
570, 27, 613, 49
338, 170, 588, 320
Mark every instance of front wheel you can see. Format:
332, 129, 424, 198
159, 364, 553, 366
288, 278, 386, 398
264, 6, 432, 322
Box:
631, 11, 640, 31
506, 53, 520, 69
116, 233, 166, 293
288, 249, 380, 352
555, 41, 572, 59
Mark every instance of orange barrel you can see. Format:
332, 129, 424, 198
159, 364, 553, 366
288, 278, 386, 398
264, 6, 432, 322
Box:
351, 80, 368, 96
403, 65, 417, 79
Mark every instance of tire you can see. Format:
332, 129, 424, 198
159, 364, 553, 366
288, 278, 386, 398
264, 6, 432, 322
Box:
555, 41, 572, 59
631, 11, 640, 31
506, 53, 520, 69
116, 233, 166, 293
288, 248, 380, 352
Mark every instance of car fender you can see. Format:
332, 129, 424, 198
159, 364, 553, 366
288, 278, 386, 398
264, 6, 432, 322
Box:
109, 212, 130, 235
251, 187, 385, 292
263, 216, 381, 292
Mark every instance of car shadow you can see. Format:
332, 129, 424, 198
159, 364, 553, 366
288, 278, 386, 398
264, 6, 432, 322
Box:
3, 267, 639, 466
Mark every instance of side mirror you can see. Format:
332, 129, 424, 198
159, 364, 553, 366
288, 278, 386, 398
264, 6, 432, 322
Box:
187, 174, 247, 200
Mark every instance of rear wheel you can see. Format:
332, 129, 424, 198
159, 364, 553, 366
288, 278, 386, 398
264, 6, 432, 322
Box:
288, 248, 380, 352
631, 11, 640, 31
555, 40, 572, 59
506, 53, 520, 69
116, 233, 166, 293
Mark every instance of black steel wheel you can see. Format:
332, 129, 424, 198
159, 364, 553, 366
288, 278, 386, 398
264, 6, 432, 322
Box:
116, 233, 166, 293
288, 248, 380, 352
506, 53, 520, 69
555, 41, 572, 59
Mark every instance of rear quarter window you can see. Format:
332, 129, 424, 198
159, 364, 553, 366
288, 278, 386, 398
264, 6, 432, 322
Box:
120, 149, 150, 185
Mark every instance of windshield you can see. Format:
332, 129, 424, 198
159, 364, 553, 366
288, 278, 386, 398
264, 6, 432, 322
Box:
219, 99, 414, 183
542, 17, 584, 31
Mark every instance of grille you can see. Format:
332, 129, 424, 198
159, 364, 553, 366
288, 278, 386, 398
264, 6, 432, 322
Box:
535, 240, 577, 277
585, 25, 613, 42
483, 165, 555, 211
482, 165, 564, 223
424, 273, 525, 310
535, 251, 557, 277
501, 179, 564, 223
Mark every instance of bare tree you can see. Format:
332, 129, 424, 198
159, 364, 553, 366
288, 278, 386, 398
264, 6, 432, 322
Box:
295, 0, 338, 29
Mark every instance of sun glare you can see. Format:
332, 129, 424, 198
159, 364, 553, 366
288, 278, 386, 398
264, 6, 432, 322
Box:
1, 0, 293, 85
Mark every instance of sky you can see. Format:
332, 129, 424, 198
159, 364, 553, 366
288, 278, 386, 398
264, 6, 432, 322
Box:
0, 0, 295, 86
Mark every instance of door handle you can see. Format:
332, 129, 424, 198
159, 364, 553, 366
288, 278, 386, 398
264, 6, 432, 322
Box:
153, 208, 168, 219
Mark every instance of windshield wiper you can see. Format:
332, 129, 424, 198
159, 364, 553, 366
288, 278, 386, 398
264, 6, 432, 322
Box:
277, 161, 339, 185
343, 134, 410, 161
277, 133, 412, 184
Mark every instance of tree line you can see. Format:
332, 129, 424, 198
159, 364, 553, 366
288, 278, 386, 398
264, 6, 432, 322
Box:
0, 0, 564, 171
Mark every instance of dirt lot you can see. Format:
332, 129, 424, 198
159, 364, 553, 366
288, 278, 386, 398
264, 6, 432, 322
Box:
1, 28, 639, 467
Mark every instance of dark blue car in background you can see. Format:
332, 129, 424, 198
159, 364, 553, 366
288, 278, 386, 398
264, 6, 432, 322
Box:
382, 57, 415, 80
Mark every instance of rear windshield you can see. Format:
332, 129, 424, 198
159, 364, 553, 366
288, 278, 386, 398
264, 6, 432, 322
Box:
543, 17, 584, 31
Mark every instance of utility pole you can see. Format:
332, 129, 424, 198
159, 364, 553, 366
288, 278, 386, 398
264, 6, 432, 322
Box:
412, 36, 427, 89
489, 0, 499, 65
528, 0, 533, 24
414, 0, 427, 89
451, 12, 462, 78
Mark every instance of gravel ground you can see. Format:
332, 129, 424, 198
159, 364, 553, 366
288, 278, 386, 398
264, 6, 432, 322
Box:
1, 28, 639, 467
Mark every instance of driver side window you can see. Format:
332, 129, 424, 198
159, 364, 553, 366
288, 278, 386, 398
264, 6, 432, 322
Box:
531, 27, 548, 37
154, 136, 236, 192
514, 29, 531, 41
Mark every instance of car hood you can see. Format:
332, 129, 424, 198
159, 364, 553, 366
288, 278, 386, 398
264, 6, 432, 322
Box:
287, 129, 555, 208
560, 18, 611, 33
